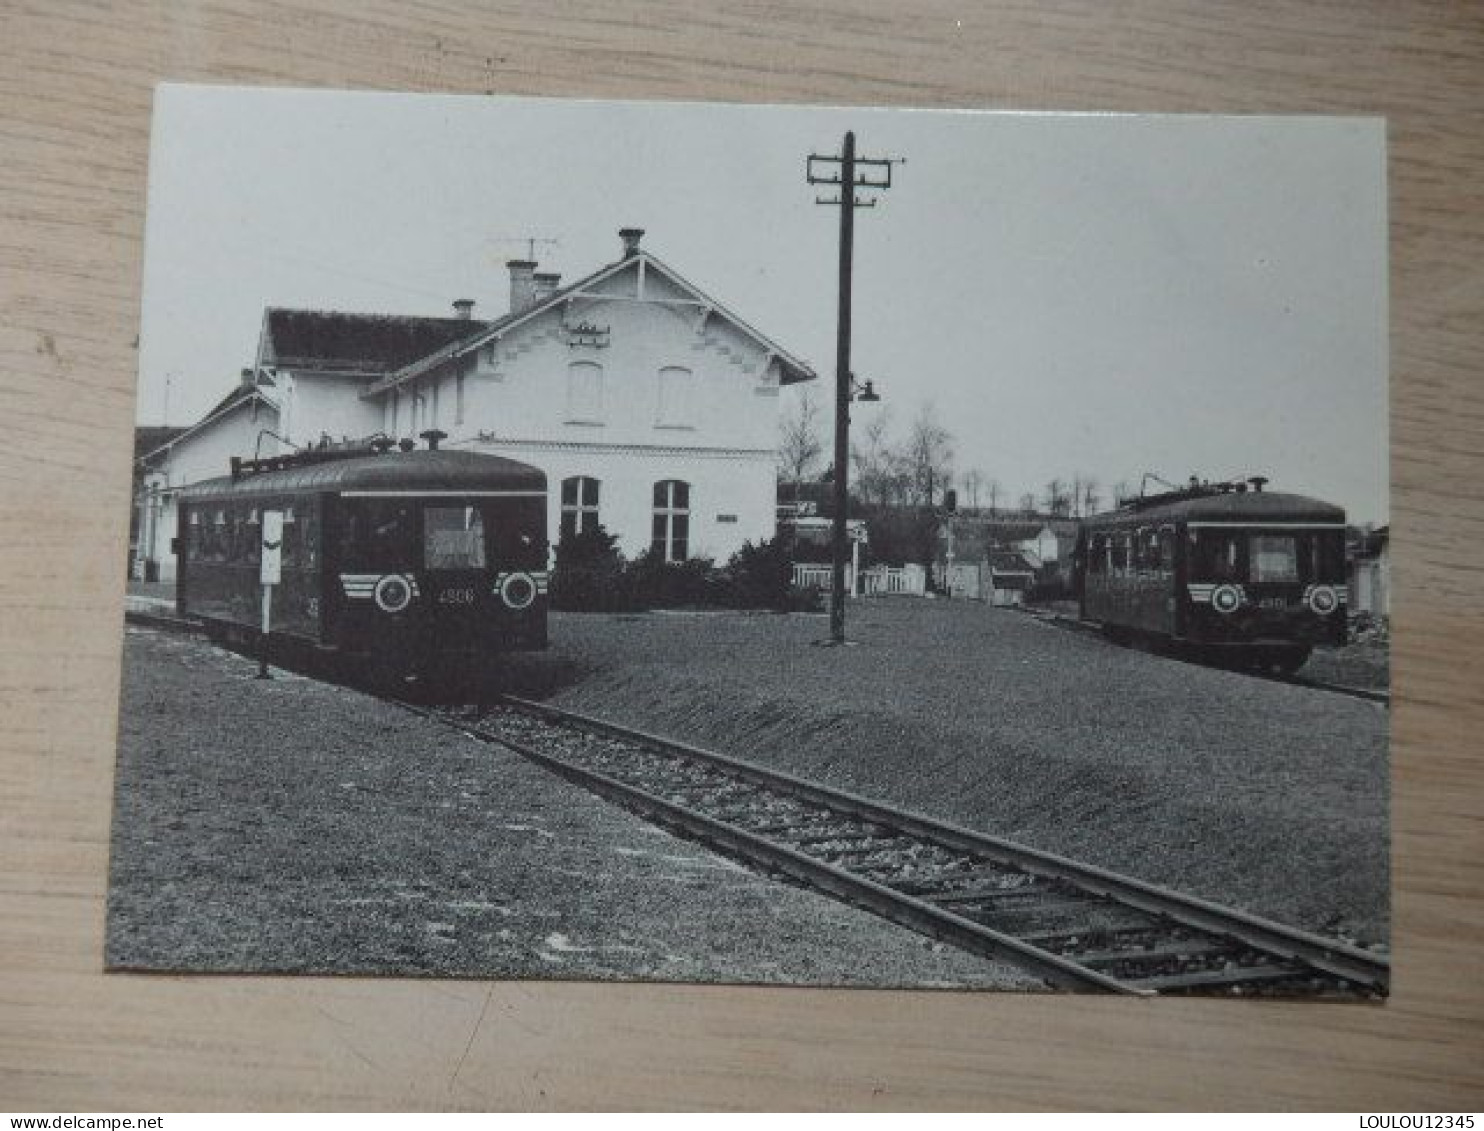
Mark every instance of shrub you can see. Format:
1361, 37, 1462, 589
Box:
625, 549, 719, 609
724, 536, 796, 610
549, 525, 629, 611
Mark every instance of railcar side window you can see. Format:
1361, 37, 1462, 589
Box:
424, 505, 487, 570
1251, 534, 1299, 582
1085, 534, 1105, 575
1159, 527, 1177, 572
1110, 533, 1128, 574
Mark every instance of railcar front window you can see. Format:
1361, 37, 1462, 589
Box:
1194, 531, 1243, 581
1251, 534, 1299, 582
424, 505, 487, 570
338, 500, 418, 571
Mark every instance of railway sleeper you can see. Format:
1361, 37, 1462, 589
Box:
1129, 963, 1304, 993
1056, 937, 1233, 967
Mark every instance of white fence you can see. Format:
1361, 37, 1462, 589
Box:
792, 563, 926, 597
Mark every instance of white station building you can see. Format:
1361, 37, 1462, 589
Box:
136, 229, 817, 582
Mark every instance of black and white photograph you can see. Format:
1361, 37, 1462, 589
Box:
111, 85, 1389, 995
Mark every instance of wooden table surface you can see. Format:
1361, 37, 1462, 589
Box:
3, 1, 1481, 1111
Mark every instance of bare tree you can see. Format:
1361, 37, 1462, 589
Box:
1018, 492, 1037, 516
1080, 475, 1101, 517
1041, 478, 1072, 517
985, 477, 1001, 517
904, 403, 955, 507
851, 409, 908, 507
1069, 472, 1084, 518
1112, 479, 1132, 507
777, 389, 823, 500
963, 468, 984, 511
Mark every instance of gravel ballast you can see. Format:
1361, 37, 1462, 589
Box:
527, 600, 1388, 946
107, 626, 1037, 988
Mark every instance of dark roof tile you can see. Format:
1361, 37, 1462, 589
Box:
264, 309, 488, 374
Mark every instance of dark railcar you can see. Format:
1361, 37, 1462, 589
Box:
1073, 485, 1347, 674
175, 448, 548, 676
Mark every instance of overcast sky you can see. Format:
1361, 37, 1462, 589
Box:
138, 86, 1387, 523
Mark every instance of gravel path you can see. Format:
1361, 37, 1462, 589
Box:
525, 600, 1389, 946
107, 626, 1037, 988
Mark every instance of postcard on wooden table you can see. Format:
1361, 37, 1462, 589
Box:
110, 85, 1388, 995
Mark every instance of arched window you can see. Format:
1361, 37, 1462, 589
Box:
651, 480, 690, 562
566, 361, 604, 423
656, 365, 694, 427
560, 476, 601, 541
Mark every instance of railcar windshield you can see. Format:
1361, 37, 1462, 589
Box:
335, 496, 547, 571
1189, 528, 1344, 583
424, 505, 486, 569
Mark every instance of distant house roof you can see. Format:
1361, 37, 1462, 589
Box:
364, 245, 817, 395
139, 386, 277, 465
134, 425, 185, 461
261, 309, 488, 376
987, 550, 1037, 576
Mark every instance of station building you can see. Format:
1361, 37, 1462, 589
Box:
135, 229, 817, 581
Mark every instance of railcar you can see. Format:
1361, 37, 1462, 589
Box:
174, 444, 548, 679
1072, 479, 1347, 674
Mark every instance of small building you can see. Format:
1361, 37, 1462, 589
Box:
135, 384, 279, 581
986, 550, 1038, 606
936, 515, 1079, 597
135, 228, 817, 580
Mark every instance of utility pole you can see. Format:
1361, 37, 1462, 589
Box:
807, 132, 901, 644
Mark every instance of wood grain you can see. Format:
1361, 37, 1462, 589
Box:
3, 0, 1481, 1110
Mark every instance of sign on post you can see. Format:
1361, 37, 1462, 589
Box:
260, 510, 284, 586
257, 509, 283, 679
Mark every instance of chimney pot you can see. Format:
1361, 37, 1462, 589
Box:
240, 367, 255, 387
506, 259, 537, 315
619, 227, 645, 256
452, 298, 475, 320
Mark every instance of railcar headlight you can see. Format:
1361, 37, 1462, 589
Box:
1211, 584, 1243, 615
499, 571, 537, 611
374, 573, 414, 614
1307, 585, 1338, 615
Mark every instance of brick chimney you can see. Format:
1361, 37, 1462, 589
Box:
619, 227, 644, 257
452, 298, 475, 320
533, 272, 561, 302
507, 259, 537, 315
240, 366, 255, 387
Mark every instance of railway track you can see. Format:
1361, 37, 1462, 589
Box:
411, 695, 1389, 998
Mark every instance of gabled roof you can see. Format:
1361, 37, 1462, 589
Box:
139, 386, 277, 465
262, 309, 487, 376
134, 425, 185, 461
988, 550, 1037, 575
364, 247, 817, 396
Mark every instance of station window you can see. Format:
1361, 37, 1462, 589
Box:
566, 361, 604, 423
656, 366, 694, 428
1110, 533, 1129, 573
651, 479, 690, 562
560, 476, 601, 541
